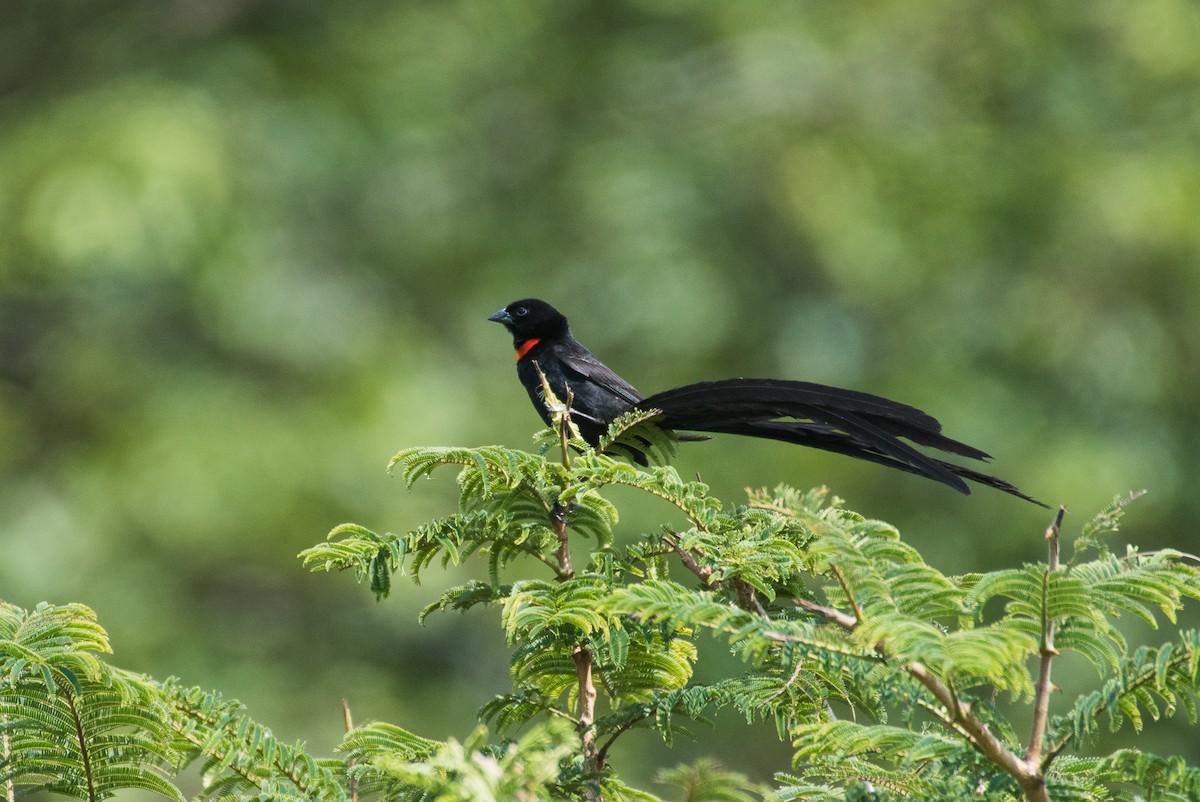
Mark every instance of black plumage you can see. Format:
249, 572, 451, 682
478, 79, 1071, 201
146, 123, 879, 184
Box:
488, 298, 1046, 507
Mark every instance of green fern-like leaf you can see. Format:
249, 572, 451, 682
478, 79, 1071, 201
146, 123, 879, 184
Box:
479, 689, 566, 734
1049, 749, 1200, 802
571, 455, 722, 532
502, 577, 616, 642
0, 602, 183, 801
793, 719, 967, 765
164, 681, 345, 800
358, 721, 577, 802
597, 629, 696, 704
655, 758, 766, 802
301, 523, 400, 598
1049, 631, 1200, 755
596, 409, 680, 466
1076, 547, 1200, 628
341, 720, 439, 762
1072, 490, 1147, 564
302, 439, 1200, 801
419, 580, 513, 623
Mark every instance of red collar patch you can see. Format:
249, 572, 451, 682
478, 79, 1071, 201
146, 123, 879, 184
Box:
515, 338, 541, 361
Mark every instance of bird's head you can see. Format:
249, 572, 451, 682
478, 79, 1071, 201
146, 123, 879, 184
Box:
487, 298, 569, 344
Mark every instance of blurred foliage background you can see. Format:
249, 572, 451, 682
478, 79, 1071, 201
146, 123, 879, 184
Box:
2, 0, 1199, 792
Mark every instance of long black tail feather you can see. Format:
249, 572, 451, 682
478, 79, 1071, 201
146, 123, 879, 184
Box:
636, 379, 1046, 507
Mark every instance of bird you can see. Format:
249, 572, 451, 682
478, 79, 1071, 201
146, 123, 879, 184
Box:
488, 298, 1046, 507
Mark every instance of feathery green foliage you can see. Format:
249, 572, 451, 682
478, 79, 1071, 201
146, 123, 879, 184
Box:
300, 427, 1200, 801
163, 681, 346, 800
0, 601, 182, 801
656, 758, 766, 802
5, 424, 1200, 800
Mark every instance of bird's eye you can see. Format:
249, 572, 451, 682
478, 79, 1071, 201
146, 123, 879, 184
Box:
515, 307, 528, 317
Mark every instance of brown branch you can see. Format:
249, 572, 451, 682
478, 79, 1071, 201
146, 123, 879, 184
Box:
662, 533, 760, 612
662, 533, 716, 586
795, 599, 1047, 798
1026, 506, 1065, 768
904, 661, 1047, 799
532, 363, 577, 579
793, 596, 859, 630
552, 502, 574, 580
533, 365, 598, 795
533, 362, 578, 468
596, 710, 653, 769
573, 645, 600, 801
730, 578, 760, 612
764, 656, 807, 705
790, 521, 1076, 802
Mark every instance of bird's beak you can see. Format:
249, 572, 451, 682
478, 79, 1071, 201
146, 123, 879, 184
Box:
488, 308, 514, 326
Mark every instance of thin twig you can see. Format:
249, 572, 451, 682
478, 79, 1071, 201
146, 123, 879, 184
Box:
662, 532, 761, 611
558, 385, 575, 470
342, 699, 358, 802
763, 657, 806, 705
536, 364, 575, 579
662, 533, 716, 586
1139, 548, 1200, 565
793, 596, 858, 630
534, 362, 576, 469
1027, 506, 1065, 767
596, 709, 653, 769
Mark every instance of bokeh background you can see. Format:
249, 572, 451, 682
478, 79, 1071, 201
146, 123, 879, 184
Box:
2, 0, 1199, 793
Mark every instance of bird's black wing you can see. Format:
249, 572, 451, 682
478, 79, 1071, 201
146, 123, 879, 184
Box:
556, 346, 644, 406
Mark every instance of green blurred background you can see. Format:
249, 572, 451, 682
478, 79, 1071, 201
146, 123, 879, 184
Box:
2, 0, 1199, 792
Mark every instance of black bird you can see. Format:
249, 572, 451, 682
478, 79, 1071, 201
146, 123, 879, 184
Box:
488, 298, 1045, 507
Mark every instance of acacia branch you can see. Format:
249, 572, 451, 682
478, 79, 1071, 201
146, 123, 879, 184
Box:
796, 600, 1046, 797
535, 366, 599, 796
790, 522, 1075, 802
537, 363, 577, 580
534, 362, 580, 469
764, 656, 807, 705
573, 645, 600, 800
662, 533, 716, 587
793, 596, 858, 630
596, 709, 653, 769
1026, 506, 1065, 768
663, 533, 762, 612
907, 661, 1052, 802
1041, 639, 1196, 772
552, 502, 573, 579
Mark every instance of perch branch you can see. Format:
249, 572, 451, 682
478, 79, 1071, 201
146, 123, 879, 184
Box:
1026, 506, 1065, 766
